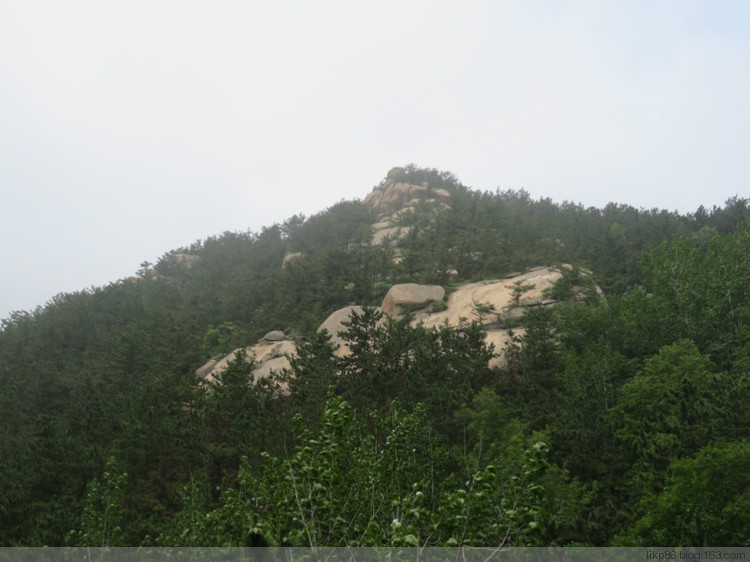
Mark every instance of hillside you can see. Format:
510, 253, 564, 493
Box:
1, 165, 750, 547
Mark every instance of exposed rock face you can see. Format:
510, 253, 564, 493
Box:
317, 305, 385, 356
485, 328, 525, 369
314, 266, 580, 368
369, 268, 568, 368
194, 173, 599, 390
251, 355, 291, 383
386, 166, 406, 182
381, 283, 445, 317
198, 265, 598, 387
363, 183, 451, 216
407, 266, 578, 368
416, 266, 566, 329
362, 167, 452, 249
371, 225, 411, 246
197, 338, 296, 393
195, 358, 219, 379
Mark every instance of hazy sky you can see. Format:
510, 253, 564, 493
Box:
1, 1, 749, 320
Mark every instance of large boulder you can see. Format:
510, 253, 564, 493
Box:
261, 330, 287, 342
317, 305, 384, 356
381, 283, 445, 318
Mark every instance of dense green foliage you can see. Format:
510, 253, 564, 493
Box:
1, 167, 749, 546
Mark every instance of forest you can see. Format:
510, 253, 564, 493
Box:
1, 166, 749, 547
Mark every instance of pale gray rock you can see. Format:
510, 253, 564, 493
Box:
381, 283, 445, 318
418, 267, 566, 329
282, 252, 303, 269
198, 262, 599, 394
318, 305, 384, 356
485, 329, 526, 369
372, 226, 411, 246
195, 358, 219, 379
262, 330, 287, 342
197, 339, 296, 394
387, 166, 406, 181
363, 168, 452, 218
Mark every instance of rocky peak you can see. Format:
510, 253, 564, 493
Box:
362, 166, 452, 219
363, 166, 452, 247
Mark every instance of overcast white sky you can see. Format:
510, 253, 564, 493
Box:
1, 1, 749, 320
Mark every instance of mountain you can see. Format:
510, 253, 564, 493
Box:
195, 166, 602, 389
1, 165, 749, 547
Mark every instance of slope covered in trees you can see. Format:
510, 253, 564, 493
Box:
1, 166, 749, 546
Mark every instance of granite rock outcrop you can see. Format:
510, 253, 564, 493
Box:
381, 283, 445, 317
197, 265, 598, 386
197, 332, 296, 393
362, 167, 452, 247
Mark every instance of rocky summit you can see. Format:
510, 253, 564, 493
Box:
363, 166, 452, 247
196, 166, 602, 389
